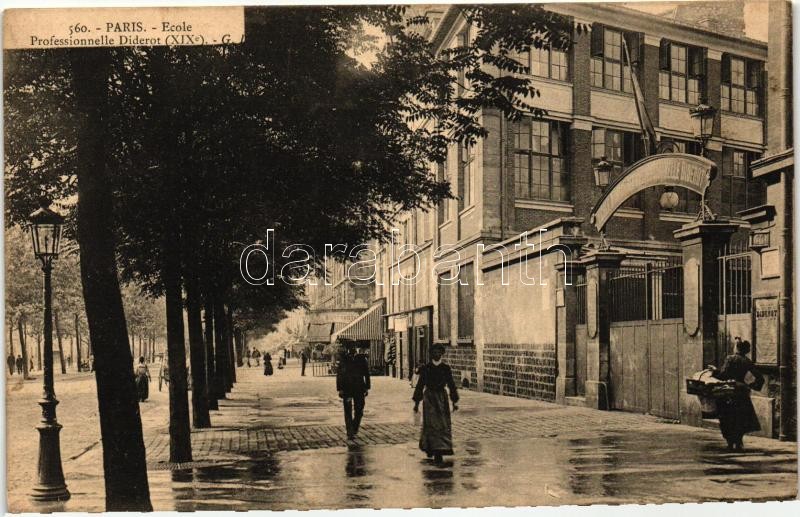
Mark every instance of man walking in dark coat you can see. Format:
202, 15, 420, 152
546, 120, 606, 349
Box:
7, 353, 15, 375
15, 355, 24, 375
300, 350, 307, 376
336, 342, 370, 439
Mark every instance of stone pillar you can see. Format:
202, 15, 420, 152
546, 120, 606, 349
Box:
674, 220, 739, 426
555, 261, 585, 403
581, 250, 625, 410
553, 219, 587, 404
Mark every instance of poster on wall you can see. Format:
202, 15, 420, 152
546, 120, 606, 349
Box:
754, 297, 779, 365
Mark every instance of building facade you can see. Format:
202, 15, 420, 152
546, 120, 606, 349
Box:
305, 260, 373, 355
374, 3, 793, 438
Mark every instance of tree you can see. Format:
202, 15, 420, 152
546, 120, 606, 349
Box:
5, 6, 576, 509
69, 48, 152, 511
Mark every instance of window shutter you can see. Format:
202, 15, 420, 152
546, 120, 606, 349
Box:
722, 147, 733, 176
590, 23, 604, 57
746, 60, 763, 88
624, 32, 643, 65
659, 40, 670, 70
721, 54, 731, 82
689, 46, 706, 77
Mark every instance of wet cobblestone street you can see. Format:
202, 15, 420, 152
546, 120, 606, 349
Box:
6, 362, 797, 512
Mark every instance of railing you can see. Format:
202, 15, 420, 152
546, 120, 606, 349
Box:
609, 257, 683, 322
575, 273, 587, 325
718, 243, 752, 315
311, 361, 336, 377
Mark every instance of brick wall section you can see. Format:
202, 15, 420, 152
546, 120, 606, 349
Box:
483, 343, 557, 402
447, 345, 478, 391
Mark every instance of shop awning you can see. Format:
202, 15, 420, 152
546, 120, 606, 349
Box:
331, 300, 384, 343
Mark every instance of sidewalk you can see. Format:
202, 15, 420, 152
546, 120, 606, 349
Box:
8, 360, 797, 511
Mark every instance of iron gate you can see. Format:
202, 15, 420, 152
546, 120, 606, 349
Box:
575, 274, 588, 397
608, 257, 683, 419
717, 243, 753, 363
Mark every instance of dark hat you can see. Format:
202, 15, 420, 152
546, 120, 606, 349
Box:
736, 339, 751, 355
431, 343, 446, 355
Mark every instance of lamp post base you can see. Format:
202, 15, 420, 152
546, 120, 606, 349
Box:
31, 418, 70, 502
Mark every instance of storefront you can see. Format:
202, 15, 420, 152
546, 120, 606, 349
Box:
383, 306, 433, 380
330, 299, 386, 374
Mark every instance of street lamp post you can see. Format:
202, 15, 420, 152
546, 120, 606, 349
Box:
28, 198, 70, 503
593, 156, 613, 189
689, 102, 717, 155
689, 103, 718, 220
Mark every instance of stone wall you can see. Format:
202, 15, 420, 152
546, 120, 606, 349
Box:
447, 345, 478, 391
482, 343, 557, 402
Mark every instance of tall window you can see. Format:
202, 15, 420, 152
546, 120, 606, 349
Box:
659, 41, 706, 105
510, 43, 569, 81
591, 25, 635, 93
592, 127, 642, 208
513, 119, 569, 202
457, 263, 474, 341
721, 55, 763, 116
459, 142, 475, 210
436, 161, 449, 224
721, 147, 764, 216
437, 273, 451, 340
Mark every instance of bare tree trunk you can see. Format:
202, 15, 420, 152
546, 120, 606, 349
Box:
70, 47, 151, 511
8, 320, 14, 361
54, 310, 67, 375
185, 269, 210, 428
18, 316, 30, 379
163, 233, 192, 463
204, 295, 219, 410
36, 332, 42, 371
214, 296, 230, 395
227, 306, 237, 384
75, 314, 82, 372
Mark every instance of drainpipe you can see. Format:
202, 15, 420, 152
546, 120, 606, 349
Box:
499, 113, 505, 240
772, 0, 793, 442
778, 162, 792, 440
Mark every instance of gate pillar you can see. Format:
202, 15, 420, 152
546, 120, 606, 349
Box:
555, 261, 585, 403
674, 220, 739, 426
582, 250, 625, 410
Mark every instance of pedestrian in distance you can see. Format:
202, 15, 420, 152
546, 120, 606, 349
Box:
413, 343, 459, 465
29, 358, 34, 372
709, 338, 764, 451
263, 352, 273, 376
300, 350, 307, 376
135, 356, 151, 402
15, 355, 23, 375
252, 348, 261, 367
7, 353, 15, 375
336, 341, 370, 440
245, 347, 251, 368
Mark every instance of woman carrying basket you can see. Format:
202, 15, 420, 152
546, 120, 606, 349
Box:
710, 338, 764, 451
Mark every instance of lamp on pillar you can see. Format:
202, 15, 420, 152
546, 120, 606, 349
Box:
689, 102, 716, 154
593, 156, 613, 189
28, 197, 70, 502
660, 188, 680, 211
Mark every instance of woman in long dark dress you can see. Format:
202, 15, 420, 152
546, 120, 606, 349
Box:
413, 344, 459, 464
263, 352, 274, 376
135, 356, 150, 402
711, 339, 764, 451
